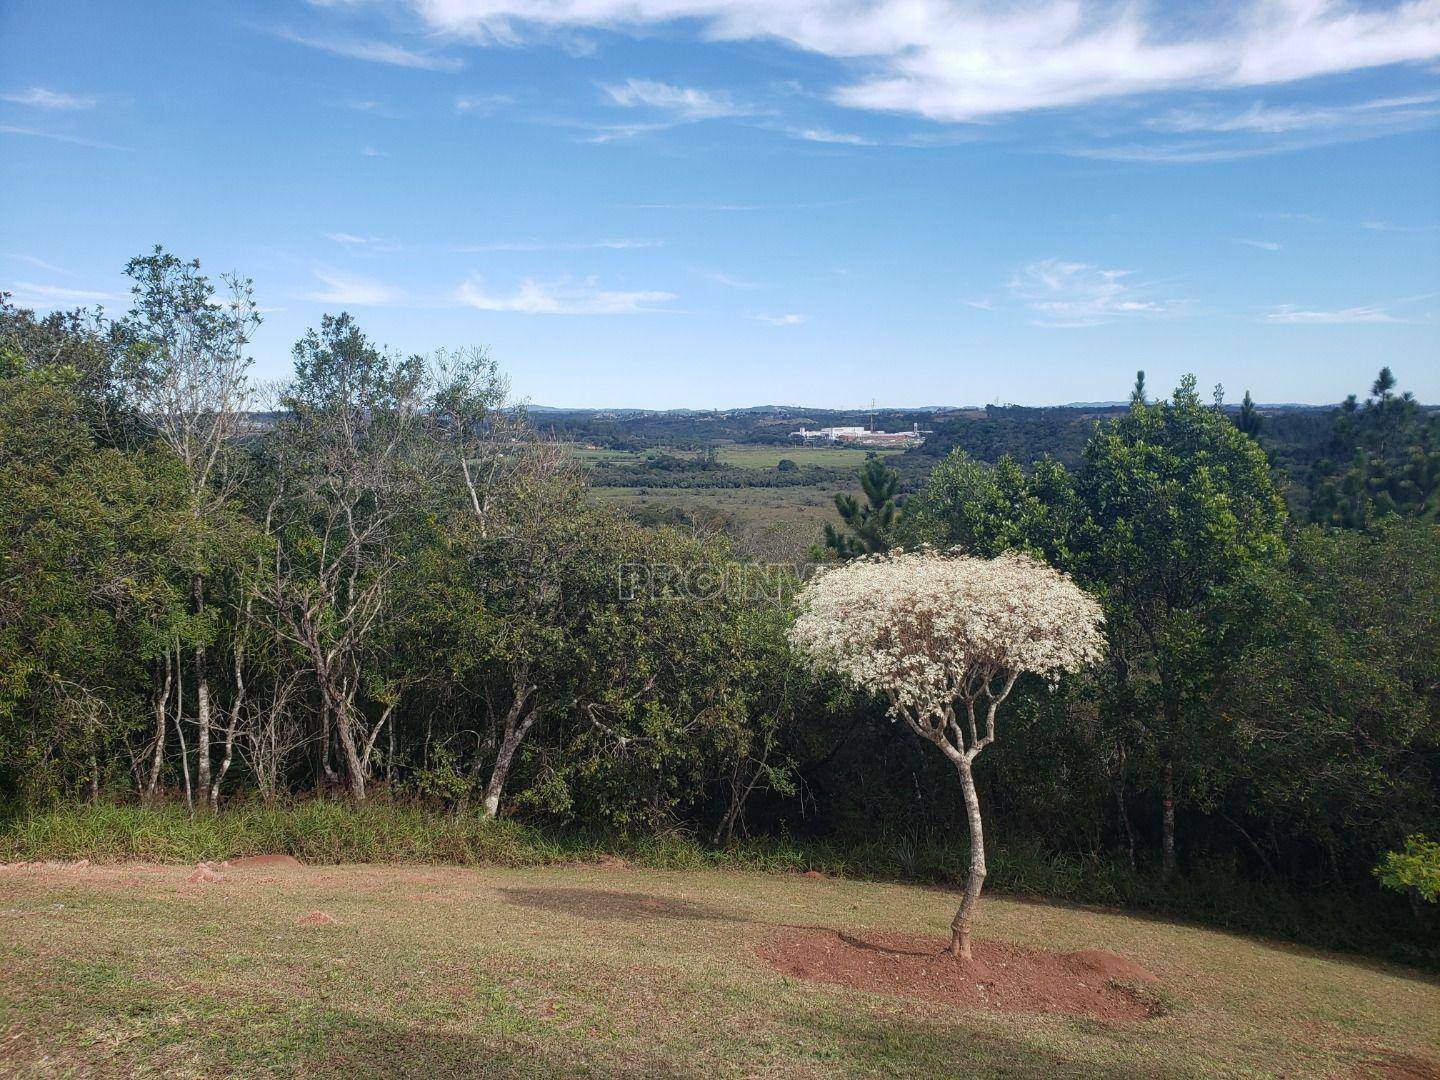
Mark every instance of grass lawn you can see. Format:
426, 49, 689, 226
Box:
596, 484, 842, 530
2, 861, 1435, 1078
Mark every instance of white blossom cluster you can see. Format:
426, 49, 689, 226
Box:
789, 550, 1105, 733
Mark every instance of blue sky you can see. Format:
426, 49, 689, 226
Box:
2, 0, 1438, 408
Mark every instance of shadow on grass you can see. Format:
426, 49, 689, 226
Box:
497, 887, 750, 924
254, 1000, 1168, 1079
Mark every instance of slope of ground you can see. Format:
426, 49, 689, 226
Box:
1, 861, 1436, 1078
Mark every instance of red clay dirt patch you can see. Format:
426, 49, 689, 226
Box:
758, 928, 1160, 1021
295, 910, 337, 926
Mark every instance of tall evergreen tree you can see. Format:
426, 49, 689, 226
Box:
824, 455, 901, 558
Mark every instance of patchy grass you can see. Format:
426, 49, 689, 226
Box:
6, 804, 1436, 971
2, 860, 1436, 1078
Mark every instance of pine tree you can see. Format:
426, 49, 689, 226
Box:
824, 455, 901, 558
1130, 370, 1147, 406
1237, 390, 1263, 437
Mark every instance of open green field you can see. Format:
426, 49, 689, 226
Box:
568, 444, 905, 470
2, 859, 1436, 1078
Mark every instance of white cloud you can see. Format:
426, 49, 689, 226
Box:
454, 93, 514, 114
455, 277, 676, 314
1265, 304, 1400, 323
787, 126, 876, 145
5, 254, 70, 275
602, 79, 749, 120
457, 239, 664, 251
360, 145, 386, 157
1236, 239, 1282, 250
8, 281, 120, 305
754, 312, 805, 325
1008, 258, 1188, 327
301, 270, 404, 306
325, 232, 401, 251
2, 87, 97, 110
1080, 90, 1440, 160
0, 124, 125, 150
401, 1, 1440, 121
702, 270, 758, 288
277, 30, 462, 72
1147, 93, 1440, 135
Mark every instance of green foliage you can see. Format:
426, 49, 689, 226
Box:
824, 455, 901, 557
1308, 368, 1439, 527
1376, 835, 1440, 904
4, 264, 1440, 970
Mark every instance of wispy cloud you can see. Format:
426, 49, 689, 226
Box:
325, 232, 401, 252
1082, 92, 1440, 162
754, 313, 805, 326
1235, 239, 1282, 251
623, 202, 764, 211
701, 270, 758, 289
5, 254, 70, 275
1265, 304, 1400, 324
1147, 93, 1440, 135
406, 1, 1440, 121
455, 276, 676, 315
785, 126, 876, 146
277, 30, 462, 72
578, 121, 674, 144
454, 93, 514, 115
360, 145, 386, 157
8, 281, 120, 305
602, 79, 750, 121
0, 124, 125, 150
301, 269, 404, 307
2, 87, 97, 110
341, 98, 403, 118
1008, 258, 1189, 327
456, 239, 664, 252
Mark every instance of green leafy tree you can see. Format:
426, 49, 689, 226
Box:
1077, 375, 1288, 872
824, 455, 901, 557
0, 366, 192, 803
1377, 835, 1440, 908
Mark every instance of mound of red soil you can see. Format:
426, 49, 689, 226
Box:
185, 864, 225, 885
295, 910, 337, 926
801, 870, 828, 880
758, 928, 1159, 1021
230, 854, 302, 869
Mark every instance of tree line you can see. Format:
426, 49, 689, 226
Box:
2, 251, 1437, 942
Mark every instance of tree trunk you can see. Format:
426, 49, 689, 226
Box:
334, 707, 367, 801
320, 706, 338, 784
1160, 759, 1176, 876
193, 576, 212, 803
480, 699, 538, 820
1114, 777, 1136, 871
145, 650, 173, 801
480, 727, 524, 818
947, 758, 987, 961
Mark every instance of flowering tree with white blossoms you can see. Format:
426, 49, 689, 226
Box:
789, 549, 1105, 960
